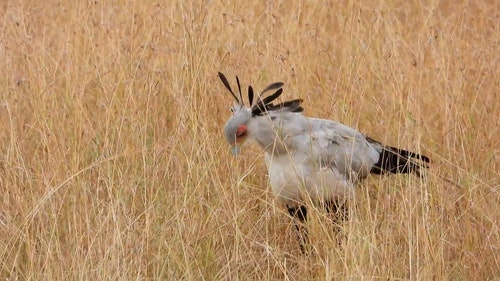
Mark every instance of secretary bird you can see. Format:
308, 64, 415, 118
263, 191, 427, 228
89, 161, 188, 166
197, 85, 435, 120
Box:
218, 72, 430, 252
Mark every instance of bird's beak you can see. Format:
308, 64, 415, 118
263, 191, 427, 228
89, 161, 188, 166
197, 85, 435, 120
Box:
230, 145, 241, 156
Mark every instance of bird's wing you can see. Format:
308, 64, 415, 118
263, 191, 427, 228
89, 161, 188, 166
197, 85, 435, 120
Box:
293, 117, 382, 180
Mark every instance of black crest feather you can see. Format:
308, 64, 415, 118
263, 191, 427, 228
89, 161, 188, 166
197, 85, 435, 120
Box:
251, 85, 304, 116
261, 82, 285, 95
252, 98, 304, 116
218, 72, 303, 116
236, 76, 243, 104
248, 86, 254, 106
218, 72, 239, 103
261, 88, 283, 105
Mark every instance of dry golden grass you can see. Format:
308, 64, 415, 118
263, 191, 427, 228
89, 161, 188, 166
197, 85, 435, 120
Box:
0, 0, 498, 280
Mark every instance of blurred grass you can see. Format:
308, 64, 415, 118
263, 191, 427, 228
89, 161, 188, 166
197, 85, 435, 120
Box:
0, 0, 498, 280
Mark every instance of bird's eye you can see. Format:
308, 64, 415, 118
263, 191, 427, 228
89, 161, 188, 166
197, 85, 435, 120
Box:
230, 108, 234, 113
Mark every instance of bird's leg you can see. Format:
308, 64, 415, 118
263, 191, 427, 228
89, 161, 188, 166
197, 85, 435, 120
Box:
323, 199, 349, 245
286, 205, 309, 253
324, 199, 349, 225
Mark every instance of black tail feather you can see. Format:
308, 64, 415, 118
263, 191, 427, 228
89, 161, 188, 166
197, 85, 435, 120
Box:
369, 140, 430, 177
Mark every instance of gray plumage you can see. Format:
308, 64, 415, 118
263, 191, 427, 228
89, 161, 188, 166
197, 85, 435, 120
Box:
219, 72, 429, 252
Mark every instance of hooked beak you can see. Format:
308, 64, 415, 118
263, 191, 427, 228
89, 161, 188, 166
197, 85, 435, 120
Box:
230, 145, 241, 155
227, 124, 247, 156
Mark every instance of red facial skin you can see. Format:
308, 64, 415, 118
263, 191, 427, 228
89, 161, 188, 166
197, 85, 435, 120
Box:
235, 124, 247, 143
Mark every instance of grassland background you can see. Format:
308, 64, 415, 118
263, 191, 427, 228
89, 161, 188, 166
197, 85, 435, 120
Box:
0, 0, 498, 280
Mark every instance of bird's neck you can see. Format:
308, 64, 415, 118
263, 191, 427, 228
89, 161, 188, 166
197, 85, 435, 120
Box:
249, 115, 297, 156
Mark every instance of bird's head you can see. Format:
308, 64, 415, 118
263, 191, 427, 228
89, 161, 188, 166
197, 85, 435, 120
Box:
223, 103, 251, 154
218, 72, 303, 155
